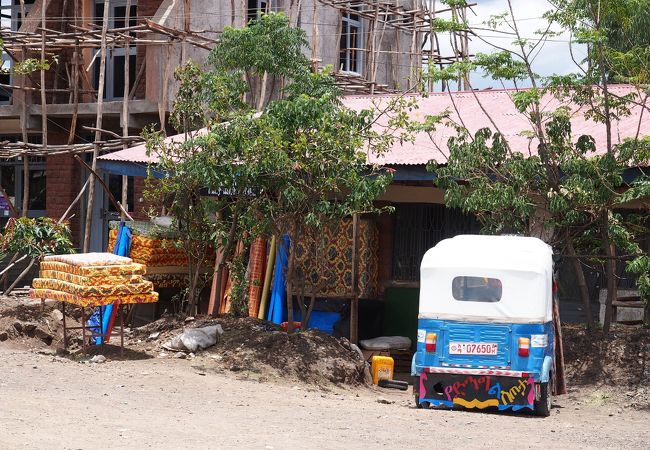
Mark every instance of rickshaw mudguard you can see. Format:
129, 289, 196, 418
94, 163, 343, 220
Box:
417, 371, 536, 411
541, 356, 554, 383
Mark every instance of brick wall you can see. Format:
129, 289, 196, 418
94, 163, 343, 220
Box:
132, 175, 161, 220
45, 153, 81, 247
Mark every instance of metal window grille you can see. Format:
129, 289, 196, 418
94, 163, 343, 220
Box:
391, 203, 481, 281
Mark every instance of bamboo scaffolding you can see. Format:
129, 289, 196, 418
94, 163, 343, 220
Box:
0, 0, 476, 191
317, 0, 473, 93
82, 0, 110, 253
121, 0, 132, 222
0, 6, 217, 160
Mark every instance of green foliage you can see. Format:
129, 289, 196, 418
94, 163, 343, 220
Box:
13, 57, 54, 75
0, 217, 74, 260
512, 88, 543, 113
431, 17, 467, 33
426, 0, 650, 312
434, 127, 542, 234
146, 13, 397, 317
475, 52, 529, 82
227, 254, 249, 317
208, 13, 310, 81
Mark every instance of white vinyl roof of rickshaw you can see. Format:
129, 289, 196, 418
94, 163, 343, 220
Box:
420, 235, 553, 275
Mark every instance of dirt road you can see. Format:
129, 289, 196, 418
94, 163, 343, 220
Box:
0, 348, 648, 449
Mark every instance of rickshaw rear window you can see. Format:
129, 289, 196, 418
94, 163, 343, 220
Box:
452, 276, 502, 302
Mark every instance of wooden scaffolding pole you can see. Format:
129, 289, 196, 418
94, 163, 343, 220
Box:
82, 0, 110, 252
20, 0, 29, 217
67, 0, 81, 145
121, 0, 132, 221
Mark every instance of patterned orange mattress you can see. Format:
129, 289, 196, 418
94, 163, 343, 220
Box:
32, 278, 154, 296
43, 253, 133, 266
29, 288, 158, 307
39, 270, 143, 286
108, 230, 188, 266
40, 261, 146, 277
34, 252, 158, 307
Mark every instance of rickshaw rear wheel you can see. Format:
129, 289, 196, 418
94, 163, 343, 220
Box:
534, 382, 552, 417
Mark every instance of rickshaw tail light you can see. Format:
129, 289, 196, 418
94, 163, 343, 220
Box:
425, 333, 437, 352
518, 337, 530, 357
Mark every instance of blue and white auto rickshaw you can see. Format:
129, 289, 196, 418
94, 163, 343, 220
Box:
412, 235, 557, 416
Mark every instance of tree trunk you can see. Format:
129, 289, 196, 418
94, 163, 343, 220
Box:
602, 213, 618, 333
257, 71, 268, 111
285, 225, 298, 334
0, 253, 25, 283
552, 293, 567, 395
186, 253, 206, 315
302, 232, 325, 331
21, 158, 29, 217
297, 281, 306, 328
210, 212, 239, 318
566, 238, 594, 328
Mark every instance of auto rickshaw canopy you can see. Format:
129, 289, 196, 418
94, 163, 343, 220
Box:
419, 235, 554, 324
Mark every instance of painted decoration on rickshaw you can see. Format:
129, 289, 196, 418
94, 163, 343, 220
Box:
419, 372, 535, 410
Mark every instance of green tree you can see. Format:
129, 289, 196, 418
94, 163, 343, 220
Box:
0, 217, 74, 295
424, 0, 650, 329
146, 13, 403, 323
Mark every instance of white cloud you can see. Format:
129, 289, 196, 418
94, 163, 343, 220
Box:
433, 0, 587, 89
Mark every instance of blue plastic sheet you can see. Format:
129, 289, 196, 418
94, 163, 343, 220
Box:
267, 234, 290, 325
87, 222, 132, 344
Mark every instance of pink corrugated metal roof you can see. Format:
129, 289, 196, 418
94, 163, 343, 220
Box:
342, 84, 650, 165
98, 128, 208, 164
100, 86, 649, 167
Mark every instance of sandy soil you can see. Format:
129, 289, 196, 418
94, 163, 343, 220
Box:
1, 347, 648, 450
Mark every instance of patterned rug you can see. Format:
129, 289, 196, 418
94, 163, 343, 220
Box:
293, 218, 378, 299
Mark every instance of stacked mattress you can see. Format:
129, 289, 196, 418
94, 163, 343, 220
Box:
108, 228, 188, 267
30, 253, 159, 307
107, 221, 213, 289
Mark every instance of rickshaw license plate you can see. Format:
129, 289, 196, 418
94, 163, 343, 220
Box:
449, 342, 498, 355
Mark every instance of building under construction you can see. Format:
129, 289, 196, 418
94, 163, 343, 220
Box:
0, 0, 471, 253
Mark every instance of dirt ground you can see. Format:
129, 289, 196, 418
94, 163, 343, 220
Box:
1, 347, 649, 449
1, 294, 649, 449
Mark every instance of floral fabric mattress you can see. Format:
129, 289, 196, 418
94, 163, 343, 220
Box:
31, 252, 158, 307
40, 261, 146, 277
30, 289, 158, 307
32, 278, 153, 296
39, 270, 143, 286
108, 229, 188, 267
43, 253, 133, 266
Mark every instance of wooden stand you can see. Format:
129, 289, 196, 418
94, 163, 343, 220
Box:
60, 302, 126, 358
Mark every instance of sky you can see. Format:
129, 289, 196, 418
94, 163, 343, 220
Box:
434, 0, 588, 90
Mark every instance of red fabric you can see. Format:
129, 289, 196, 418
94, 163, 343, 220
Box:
247, 238, 267, 317
104, 303, 120, 343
